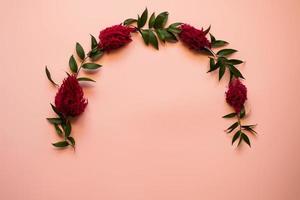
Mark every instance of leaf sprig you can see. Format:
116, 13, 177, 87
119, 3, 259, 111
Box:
207, 34, 244, 82
123, 8, 182, 49
223, 106, 257, 147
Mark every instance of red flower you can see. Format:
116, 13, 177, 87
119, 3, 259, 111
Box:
226, 79, 247, 113
98, 25, 135, 51
179, 24, 211, 50
55, 75, 87, 117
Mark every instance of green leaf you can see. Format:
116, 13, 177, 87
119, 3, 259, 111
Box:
62, 120, 71, 137
212, 40, 229, 48
54, 124, 63, 136
123, 18, 137, 26
201, 47, 215, 56
50, 104, 63, 118
156, 29, 166, 42
218, 64, 226, 80
45, 66, 58, 86
169, 22, 183, 28
228, 65, 245, 79
241, 133, 251, 147
77, 77, 96, 82
76, 42, 85, 60
203, 25, 211, 35
209, 33, 216, 43
148, 13, 155, 28
90, 34, 98, 49
137, 8, 148, 28
207, 57, 219, 72
67, 137, 75, 146
47, 118, 63, 124
69, 55, 78, 73
167, 27, 181, 34
89, 49, 103, 61
52, 141, 69, 147
242, 125, 257, 135
148, 30, 159, 49
154, 12, 168, 29
140, 29, 149, 45
228, 59, 243, 65
227, 122, 239, 133
232, 130, 241, 145
222, 112, 237, 118
82, 63, 102, 70
239, 106, 246, 118
217, 49, 237, 57
164, 31, 178, 42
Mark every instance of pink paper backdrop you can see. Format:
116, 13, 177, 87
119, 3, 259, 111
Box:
1, 0, 300, 199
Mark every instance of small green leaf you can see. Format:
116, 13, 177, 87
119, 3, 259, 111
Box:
227, 122, 239, 133
203, 25, 211, 35
45, 66, 58, 86
47, 118, 63, 124
77, 77, 96, 82
217, 49, 237, 57
67, 137, 75, 146
164, 31, 178, 42
219, 64, 226, 80
123, 18, 137, 25
209, 33, 216, 43
140, 29, 149, 45
212, 40, 229, 48
76, 42, 85, 60
154, 12, 168, 29
148, 13, 155, 28
52, 141, 69, 147
148, 30, 159, 50
89, 49, 103, 61
138, 8, 148, 28
241, 133, 251, 147
207, 58, 219, 72
169, 22, 182, 28
156, 29, 166, 42
228, 65, 245, 79
69, 55, 78, 73
54, 124, 63, 136
90, 34, 98, 49
222, 112, 237, 118
228, 59, 243, 65
62, 120, 71, 137
232, 130, 241, 145
50, 104, 63, 118
242, 125, 257, 135
82, 63, 102, 70
239, 106, 246, 118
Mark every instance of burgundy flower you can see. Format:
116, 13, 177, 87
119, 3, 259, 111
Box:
98, 25, 135, 51
55, 75, 87, 117
226, 79, 247, 113
179, 24, 211, 50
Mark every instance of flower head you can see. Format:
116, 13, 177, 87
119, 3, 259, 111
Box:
98, 25, 135, 51
226, 79, 247, 113
55, 75, 87, 117
178, 24, 211, 50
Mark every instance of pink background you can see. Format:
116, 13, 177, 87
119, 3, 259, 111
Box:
1, 0, 300, 199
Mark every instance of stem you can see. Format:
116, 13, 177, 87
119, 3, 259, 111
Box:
76, 56, 89, 77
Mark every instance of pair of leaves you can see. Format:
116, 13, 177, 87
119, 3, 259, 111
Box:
137, 8, 169, 29
242, 124, 257, 135
232, 131, 251, 147
88, 35, 103, 61
210, 34, 229, 48
140, 29, 159, 49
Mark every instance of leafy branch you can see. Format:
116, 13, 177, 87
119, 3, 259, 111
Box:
223, 107, 257, 147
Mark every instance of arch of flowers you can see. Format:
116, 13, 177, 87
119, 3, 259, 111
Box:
45, 8, 257, 150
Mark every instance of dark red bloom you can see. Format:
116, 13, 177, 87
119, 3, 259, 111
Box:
179, 24, 211, 50
55, 75, 87, 117
226, 79, 247, 113
98, 25, 135, 51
